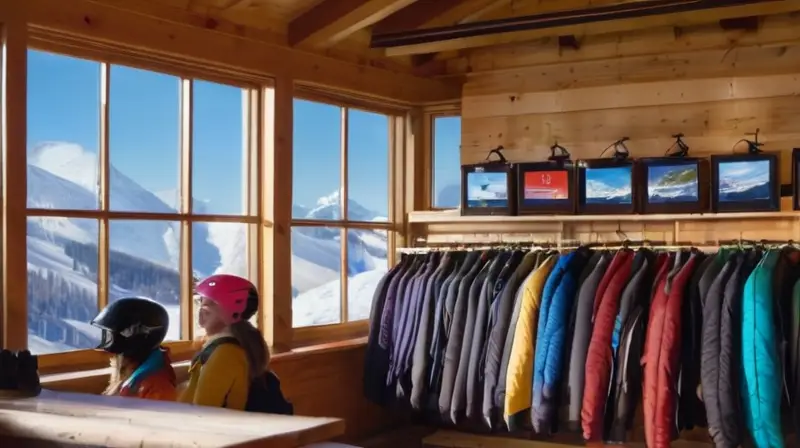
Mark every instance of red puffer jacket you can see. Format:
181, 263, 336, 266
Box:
642, 252, 698, 448
581, 249, 635, 441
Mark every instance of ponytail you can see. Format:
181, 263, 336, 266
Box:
229, 319, 270, 380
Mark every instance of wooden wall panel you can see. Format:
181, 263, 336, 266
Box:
42, 343, 397, 443
459, 13, 800, 188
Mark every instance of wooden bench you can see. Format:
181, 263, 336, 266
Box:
0, 389, 345, 447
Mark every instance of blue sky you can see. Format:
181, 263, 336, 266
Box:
292, 99, 391, 218
433, 116, 461, 208
585, 165, 632, 189
718, 160, 770, 183
27, 49, 450, 218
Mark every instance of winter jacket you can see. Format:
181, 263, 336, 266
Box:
741, 250, 784, 448
606, 249, 657, 442
179, 339, 249, 410
481, 251, 525, 427
496, 252, 542, 430
642, 251, 697, 448
450, 256, 492, 421
791, 278, 800, 433
465, 252, 509, 420
531, 249, 590, 434
409, 253, 455, 410
489, 251, 541, 424
439, 252, 489, 420
364, 258, 407, 405
565, 251, 611, 429
117, 348, 177, 402
677, 252, 710, 431
502, 255, 557, 427
701, 251, 740, 448
581, 249, 635, 441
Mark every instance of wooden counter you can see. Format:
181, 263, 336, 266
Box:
0, 389, 345, 447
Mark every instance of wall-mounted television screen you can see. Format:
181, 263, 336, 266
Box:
638, 157, 709, 214
515, 162, 576, 214
711, 153, 779, 213
460, 163, 516, 216
577, 159, 637, 214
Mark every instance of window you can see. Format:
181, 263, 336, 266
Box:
291, 99, 393, 328
432, 115, 462, 209
26, 50, 259, 355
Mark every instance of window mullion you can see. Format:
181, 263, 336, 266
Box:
97, 62, 110, 312
179, 78, 193, 340
339, 107, 349, 324
246, 88, 261, 330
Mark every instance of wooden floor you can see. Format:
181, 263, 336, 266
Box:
357, 425, 435, 448
357, 427, 719, 448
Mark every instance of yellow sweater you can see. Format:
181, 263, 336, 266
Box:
178, 339, 250, 410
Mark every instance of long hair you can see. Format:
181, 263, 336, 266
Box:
230, 290, 270, 380
104, 354, 136, 395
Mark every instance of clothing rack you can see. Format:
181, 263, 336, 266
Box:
397, 238, 796, 254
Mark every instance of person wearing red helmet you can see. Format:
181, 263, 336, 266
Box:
178, 274, 292, 414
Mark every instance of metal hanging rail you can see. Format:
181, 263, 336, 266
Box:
371, 0, 777, 48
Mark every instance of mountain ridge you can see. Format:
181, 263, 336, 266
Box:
26, 142, 388, 353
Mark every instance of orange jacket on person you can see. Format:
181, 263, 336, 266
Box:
116, 348, 178, 402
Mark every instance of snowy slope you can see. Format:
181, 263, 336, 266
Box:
27, 142, 388, 353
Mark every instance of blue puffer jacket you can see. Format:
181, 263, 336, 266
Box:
741, 249, 783, 448
531, 252, 581, 433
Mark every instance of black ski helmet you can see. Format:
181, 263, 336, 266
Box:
90, 297, 169, 358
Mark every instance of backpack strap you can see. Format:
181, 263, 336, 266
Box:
192, 336, 239, 366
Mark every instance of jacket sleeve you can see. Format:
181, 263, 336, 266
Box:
192, 345, 248, 407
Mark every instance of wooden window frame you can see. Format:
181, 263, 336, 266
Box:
0, 9, 416, 370
17, 45, 267, 374
425, 105, 461, 211
290, 92, 402, 344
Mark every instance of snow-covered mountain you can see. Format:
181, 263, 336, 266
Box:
584, 179, 632, 201
27, 142, 387, 353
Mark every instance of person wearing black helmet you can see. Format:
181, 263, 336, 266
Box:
91, 296, 177, 401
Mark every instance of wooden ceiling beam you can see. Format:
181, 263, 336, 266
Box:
27, 0, 461, 104
375, 0, 510, 35
378, 0, 800, 56
288, 0, 420, 48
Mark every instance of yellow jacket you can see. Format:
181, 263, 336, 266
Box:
504, 254, 557, 422
178, 336, 250, 410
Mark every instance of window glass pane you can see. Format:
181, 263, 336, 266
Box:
109, 220, 181, 341
433, 116, 462, 209
27, 217, 99, 354
291, 226, 341, 327
192, 222, 251, 337
27, 50, 100, 210
193, 81, 247, 216
109, 65, 180, 213
347, 108, 389, 221
346, 229, 388, 322
292, 99, 341, 220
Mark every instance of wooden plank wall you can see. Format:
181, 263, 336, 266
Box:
456, 12, 800, 244
461, 13, 800, 168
